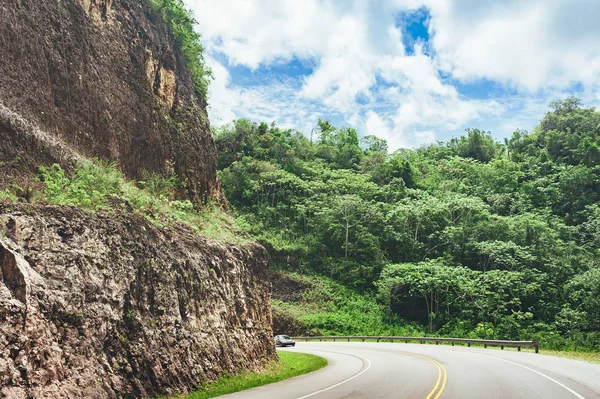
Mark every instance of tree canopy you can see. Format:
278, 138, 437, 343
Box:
214, 98, 600, 349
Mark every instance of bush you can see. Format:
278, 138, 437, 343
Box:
271, 271, 424, 337
37, 160, 248, 244
38, 161, 124, 210
0, 189, 18, 203
150, 0, 211, 102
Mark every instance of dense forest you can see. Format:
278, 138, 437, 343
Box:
214, 97, 600, 350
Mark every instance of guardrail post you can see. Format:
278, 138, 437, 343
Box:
501, 345, 504, 350
377, 338, 379, 342
518, 346, 521, 352
484, 344, 487, 348
451, 342, 454, 346
436, 341, 439, 345
534, 340, 539, 354
468, 343, 470, 347
362, 338, 365, 342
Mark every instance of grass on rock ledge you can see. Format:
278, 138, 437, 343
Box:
179, 351, 327, 399
271, 270, 425, 337
0, 159, 249, 245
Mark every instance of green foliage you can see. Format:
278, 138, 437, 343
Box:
150, 0, 211, 102
0, 189, 18, 203
215, 98, 600, 344
377, 261, 541, 334
271, 271, 423, 336
562, 268, 600, 331
183, 352, 327, 399
139, 169, 178, 201
39, 161, 124, 210
37, 160, 248, 244
456, 128, 501, 163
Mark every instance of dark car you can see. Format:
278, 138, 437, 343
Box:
274, 335, 296, 347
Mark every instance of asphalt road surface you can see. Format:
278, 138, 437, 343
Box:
220, 342, 600, 398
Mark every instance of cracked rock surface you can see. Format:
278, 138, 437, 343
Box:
0, 204, 275, 398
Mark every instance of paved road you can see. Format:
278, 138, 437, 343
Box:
220, 342, 600, 398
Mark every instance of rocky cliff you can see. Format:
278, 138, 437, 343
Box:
0, 0, 275, 398
0, 203, 275, 398
0, 0, 222, 204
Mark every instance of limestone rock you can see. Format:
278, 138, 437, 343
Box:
0, 0, 222, 205
0, 204, 275, 398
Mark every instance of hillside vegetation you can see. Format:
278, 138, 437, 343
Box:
1, 159, 247, 244
215, 97, 600, 351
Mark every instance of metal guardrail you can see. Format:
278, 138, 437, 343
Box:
292, 336, 540, 353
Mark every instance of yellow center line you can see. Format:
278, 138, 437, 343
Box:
408, 353, 446, 399
424, 359, 442, 399
358, 347, 448, 398
431, 359, 447, 399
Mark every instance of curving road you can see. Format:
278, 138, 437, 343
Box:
219, 342, 600, 398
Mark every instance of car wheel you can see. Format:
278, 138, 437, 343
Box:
292, 343, 296, 347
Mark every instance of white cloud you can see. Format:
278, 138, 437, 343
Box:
366, 110, 410, 149
365, 111, 439, 150
191, 0, 340, 68
427, 0, 600, 91
205, 57, 239, 125
205, 57, 331, 134
188, 0, 600, 149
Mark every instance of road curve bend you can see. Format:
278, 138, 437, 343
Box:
219, 342, 600, 398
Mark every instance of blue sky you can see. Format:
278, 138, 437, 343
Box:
187, 0, 600, 150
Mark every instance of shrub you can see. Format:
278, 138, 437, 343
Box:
37, 160, 248, 244
0, 189, 18, 203
149, 0, 212, 102
38, 161, 124, 209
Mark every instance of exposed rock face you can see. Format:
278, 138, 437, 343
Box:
0, 2, 273, 397
0, 203, 275, 398
0, 0, 222, 204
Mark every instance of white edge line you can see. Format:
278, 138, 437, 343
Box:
296, 352, 372, 399
478, 354, 586, 399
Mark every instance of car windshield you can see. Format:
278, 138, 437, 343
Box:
281, 335, 291, 339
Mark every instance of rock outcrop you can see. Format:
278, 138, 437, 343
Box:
0, 0, 222, 204
0, 203, 275, 398
0, 2, 275, 397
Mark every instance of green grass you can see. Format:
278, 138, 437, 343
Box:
537, 349, 600, 364
180, 351, 327, 399
486, 346, 600, 364
271, 270, 424, 336
36, 160, 250, 245
0, 189, 18, 203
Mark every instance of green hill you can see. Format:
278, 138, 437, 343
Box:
214, 98, 600, 352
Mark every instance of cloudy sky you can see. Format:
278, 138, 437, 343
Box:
186, 0, 600, 150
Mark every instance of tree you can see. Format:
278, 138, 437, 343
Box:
453, 128, 499, 163
562, 268, 600, 331
328, 195, 375, 258
212, 104, 600, 339
468, 240, 535, 272
377, 260, 472, 332
362, 135, 388, 154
